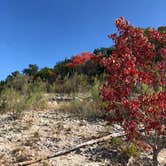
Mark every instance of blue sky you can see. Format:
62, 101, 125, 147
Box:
0, 0, 165, 80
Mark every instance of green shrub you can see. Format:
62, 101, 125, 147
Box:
0, 87, 47, 115
25, 92, 47, 111
22, 80, 47, 95
0, 88, 26, 116
53, 73, 91, 94
60, 79, 106, 120
111, 137, 123, 145
122, 143, 140, 157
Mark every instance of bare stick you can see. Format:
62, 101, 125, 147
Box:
15, 131, 125, 166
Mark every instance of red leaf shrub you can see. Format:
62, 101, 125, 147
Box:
101, 17, 166, 141
66, 52, 94, 67
67, 17, 166, 164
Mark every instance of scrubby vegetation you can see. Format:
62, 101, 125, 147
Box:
0, 18, 165, 166
0, 44, 110, 118
63, 18, 166, 165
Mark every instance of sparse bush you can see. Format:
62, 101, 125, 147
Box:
0, 88, 27, 116
60, 79, 106, 120
53, 73, 91, 94
61, 99, 102, 120
30, 80, 47, 93
111, 137, 123, 145
25, 92, 47, 111
0, 87, 47, 116
122, 143, 140, 157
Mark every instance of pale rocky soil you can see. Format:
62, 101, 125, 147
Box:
0, 97, 165, 166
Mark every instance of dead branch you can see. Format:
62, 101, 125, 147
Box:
127, 156, 135, 166
15, 131, 125, 166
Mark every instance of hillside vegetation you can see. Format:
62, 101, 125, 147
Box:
0, 19, 166, 166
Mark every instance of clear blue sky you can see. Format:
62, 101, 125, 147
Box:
0, 0, 165, 80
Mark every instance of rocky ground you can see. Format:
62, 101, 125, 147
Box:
0, 98, 165, 166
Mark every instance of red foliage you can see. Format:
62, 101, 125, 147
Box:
101, 17, 166, 141
66, 52, 94, 67
136, 140, 152, 152
67, 17, 166, 150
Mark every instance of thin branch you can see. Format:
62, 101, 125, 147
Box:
15, 131, 125, 166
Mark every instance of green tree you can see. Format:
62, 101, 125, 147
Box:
35, 67, 56, 83
54, 58, 74, 79
93, 46, 115, 57
158, 26, 166, 33
23, 64, 39, 77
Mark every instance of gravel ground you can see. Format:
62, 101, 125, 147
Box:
0, 109, 108, 166
0, 104, 165, 166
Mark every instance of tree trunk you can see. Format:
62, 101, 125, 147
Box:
153, 147, 159, 166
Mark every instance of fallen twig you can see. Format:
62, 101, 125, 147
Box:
127, 156, 135, 166
15, 131, 125, 166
